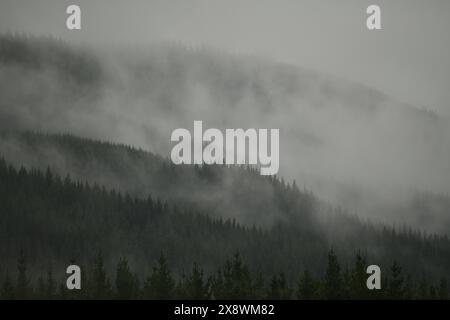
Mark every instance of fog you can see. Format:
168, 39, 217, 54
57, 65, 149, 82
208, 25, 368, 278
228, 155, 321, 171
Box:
1, 0, 450, 116
1, 1, 450, 233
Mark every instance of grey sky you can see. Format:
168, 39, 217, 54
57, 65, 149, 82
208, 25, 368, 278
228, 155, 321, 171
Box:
1, 0, 449, 115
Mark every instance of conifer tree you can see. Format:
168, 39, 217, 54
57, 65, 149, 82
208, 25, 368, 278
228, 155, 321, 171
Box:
350, 252, 367, 299
438, 278, 448, 300
267, 273, 292, 299
230, 253, 252, 299
16, 250, 29, 299
297, 270, 316, 299
252, 272, 266, 299
403, 274, 414, 300
418, 274, 429, 299
183, 263, 209, 299
91, 252, 111, 299
46, 267, 56, 299
115, 258, 136, 299
144, 253, 174, 299
210, 269, 230, 299
1, 271, 15, 299
387, 261, 404, 299
324, 249, 342, 299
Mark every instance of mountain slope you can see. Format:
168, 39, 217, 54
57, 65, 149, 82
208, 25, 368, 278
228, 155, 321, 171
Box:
1, 34, 450, 232
0, 132, 449, 284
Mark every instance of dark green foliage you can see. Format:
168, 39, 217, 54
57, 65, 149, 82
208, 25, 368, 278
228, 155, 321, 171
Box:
403, 274, 414, 299
0, 136, 449, 300
1, 249, 448, 300
387, 261, 404, 299
115, 258, 138, 299
297, 270, 317, 299
438, 278, 448, 300
16, 250, 30, 299
1, 272, 14, 299
45, 267, 56, 299
1, 134, 450, 286
252, 272, 266, 299
210, 253, 254, 299
324, 249, 342, 299
176, 263, 209, 299
349, 252, 369, 299
144, 254, 175, 299
267, 273, 292, 299
417, 274, 429, 299
90, 252, 112, 299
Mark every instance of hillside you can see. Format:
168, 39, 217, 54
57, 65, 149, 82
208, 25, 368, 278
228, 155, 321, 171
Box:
0, 143, 449, 299
1, 34, 450, 232
0, 131, 317, 227
1, 35, 450, 299
0, 132, 450, 281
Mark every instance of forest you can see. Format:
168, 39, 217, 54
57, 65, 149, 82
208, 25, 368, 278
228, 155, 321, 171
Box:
3, 248, 448, 300
1, 34, 450, 300
0, 141, 449, 299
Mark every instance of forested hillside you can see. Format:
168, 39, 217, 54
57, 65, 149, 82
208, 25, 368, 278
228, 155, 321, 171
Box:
1, 35, 450, 300
0, 135, 450, 300
0, 131, 318, 227
1, 34, 450, 233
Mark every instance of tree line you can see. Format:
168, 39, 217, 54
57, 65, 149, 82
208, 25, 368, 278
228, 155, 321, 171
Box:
1, 154, 450, 299
1, 250, 448, 300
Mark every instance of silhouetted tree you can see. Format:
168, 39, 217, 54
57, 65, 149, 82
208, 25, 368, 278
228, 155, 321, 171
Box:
438, 278, 448, 300
297, 270, 317, 299
267, 272, 291, 299
387, 261, 404, 299
144, 253, 174, 299
324, 249, 342, 299
91, 252, 111, 299
350, 252, 368, 299
1, 272, 14, 299
115, 258, 137, 299
16, 250, 30, 299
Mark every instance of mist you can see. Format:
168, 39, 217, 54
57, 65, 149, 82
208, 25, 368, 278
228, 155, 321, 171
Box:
1, 35, 450, 233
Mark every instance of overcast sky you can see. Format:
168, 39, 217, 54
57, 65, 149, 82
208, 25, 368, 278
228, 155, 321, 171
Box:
1, 0, 449, 115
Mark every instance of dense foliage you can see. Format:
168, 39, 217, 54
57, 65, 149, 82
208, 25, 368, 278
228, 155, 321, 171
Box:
0, 149, 449, 299
1, 35, 450, 300
2, 250, 448, 300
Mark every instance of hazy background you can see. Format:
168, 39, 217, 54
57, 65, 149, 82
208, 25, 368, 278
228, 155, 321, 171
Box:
1, 0, 450, 233
1, 0, 450, 116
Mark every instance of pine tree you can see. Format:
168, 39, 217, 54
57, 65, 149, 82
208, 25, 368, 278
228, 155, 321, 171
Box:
267, 274, 280, 299
216, 253, 253, 299
324, 249, 342, 299
438, 278, 448, 300
252, 272, 266, 299
16, 250, 30, 299
46, 267, 56, 299
341, 267, 351, 299
267, 273, 291, 299
1, 271, 15, 299
175, 272, 188, 299
144, 253, 174, 299
429, 285, 437, 299
387, 261, 404, 299
37, 276, 45, 299
183, 263, 209, 299
91, 252, 111, 299
229, 253, 252, 299
210, 270, 225, 299
350, 252, 367, 299
403, 274, 414, 300
115, 258, 136, 299
418, 274, 429, 299
297, 270, 316, 299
